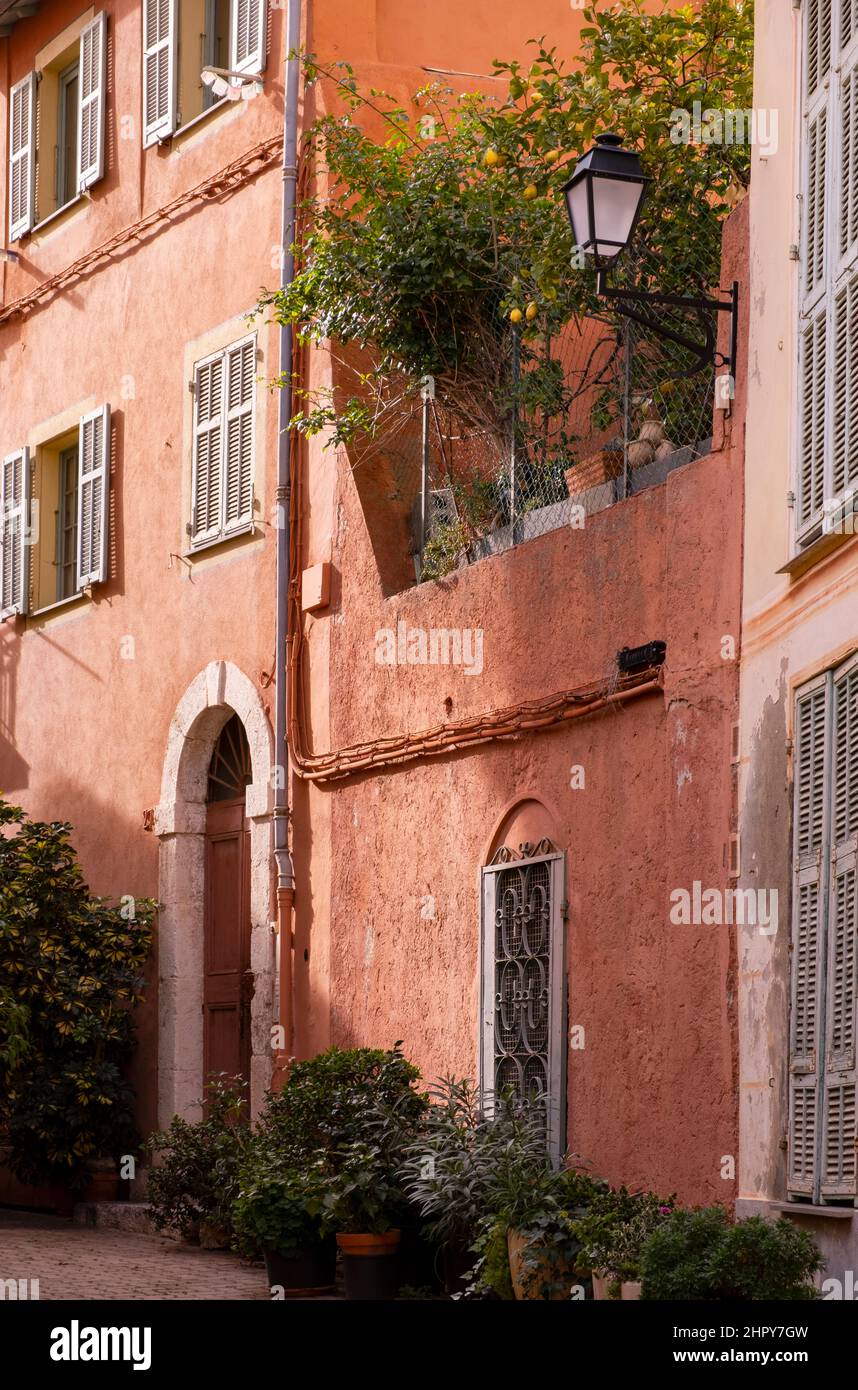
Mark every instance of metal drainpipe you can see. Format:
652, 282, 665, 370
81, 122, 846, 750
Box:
274, 0, 301, 1062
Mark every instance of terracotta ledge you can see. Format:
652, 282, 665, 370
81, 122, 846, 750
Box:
772, 1202, 854, 1220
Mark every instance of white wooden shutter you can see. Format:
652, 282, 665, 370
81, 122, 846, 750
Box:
191, 354, 225, 546
832, 276, 858, 496
0, 449, 30, 619
77, 12, 107, 191
788, 681, 829, 1198
223, 338, 255, 533
822, 662, 858, 1199
806, 0, 832, 102
798, 311, 827, 532
142, 0, 177, 146
76, 405, 110, 588
230, 0, 267, 75
8, 72, 35, 241
805, 109, 828, 303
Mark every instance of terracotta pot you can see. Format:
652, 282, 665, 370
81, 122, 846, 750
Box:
621, 1280, 642, 1300
638, 420, 665, 446
626, 439, 655, 469
655, 438, 678, 461
591, 1272, 612, 1301
199, 1219, 231, 1250
336, 1230, 401, 1301
264, 1240, 336, 1297
507, 1228, 576, 1301
82, 1160, 120, 1205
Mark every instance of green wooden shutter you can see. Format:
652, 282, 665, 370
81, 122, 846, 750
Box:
77, 405, 110, 587
789, 680, 830, 1197
822, 661, 858, 1198
223, 337, 255, 534
191, 354, 224, 546
0, 448, 30, 619
78, 12, 107, 191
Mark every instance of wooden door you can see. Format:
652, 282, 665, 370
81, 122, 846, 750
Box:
203, 796, 252, 1089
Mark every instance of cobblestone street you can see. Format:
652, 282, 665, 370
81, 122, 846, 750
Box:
0, 1211, 270, 1301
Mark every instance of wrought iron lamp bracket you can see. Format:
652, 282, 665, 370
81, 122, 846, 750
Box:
595, 268, 739, 380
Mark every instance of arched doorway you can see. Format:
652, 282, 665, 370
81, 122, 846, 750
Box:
155, 661, 276, 1127
203, 714, 253, 1091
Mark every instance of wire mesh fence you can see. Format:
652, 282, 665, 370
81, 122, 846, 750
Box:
344, 224, 724, 585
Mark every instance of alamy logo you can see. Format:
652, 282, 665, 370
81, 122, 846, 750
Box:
1, 1276, 39, 1299
374, 621, 483, 676
669, 881, 778, 935
50, 1321, 152, 1372
669, 101, 778, 156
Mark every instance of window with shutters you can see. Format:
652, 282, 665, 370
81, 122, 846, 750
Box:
796, 0, 858, 548
3, 407, 111, 619
143, 0, 266, 147
189, 335, 257, 551
480, 841, 566, 1160
789, 663, 858, 1205
6, 12, 107, 241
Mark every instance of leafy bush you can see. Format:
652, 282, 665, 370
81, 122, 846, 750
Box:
641, 1208, 823, 1301
0, 801, 155, 1188
147, 1077, 250, 1239
571, 1186, 675, 1290
233, 1150, 329, 1258
254, 1044, 425, 1164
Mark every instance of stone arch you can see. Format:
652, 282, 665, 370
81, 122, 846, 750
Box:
155, 661, 276, 1126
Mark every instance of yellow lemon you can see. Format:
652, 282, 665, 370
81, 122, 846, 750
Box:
544, 148, 561, 163
483, 148, 500, 167
509, 308, 523, 323
523, 183, 538, 200
526, 301, 539, 321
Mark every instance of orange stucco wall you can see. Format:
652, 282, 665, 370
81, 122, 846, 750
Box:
1, 0, 740, 1204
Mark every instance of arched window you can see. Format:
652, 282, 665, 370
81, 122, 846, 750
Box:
206, 712, 252, 803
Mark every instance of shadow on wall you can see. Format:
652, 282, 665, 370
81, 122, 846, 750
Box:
0, 623, 28, 792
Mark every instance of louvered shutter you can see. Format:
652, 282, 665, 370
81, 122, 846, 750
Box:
191, 355, 224, 546
822, 662, 858, 1199
223, 338, 255, 533
807, 0, 833, 100
805, 109, 828, 303
77, 405, 110, 587
789, 681, 829, 1197
77, 12, 107, 191
8, 72, 35, 241
142, 0, 177, 146
798, 311, 827, 531
230, 0, 267, 75
832, 276, 858, 497
0, 449, 30, 618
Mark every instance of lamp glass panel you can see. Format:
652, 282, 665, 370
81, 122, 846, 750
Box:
565, 179, 592, 251
591, 175, 643, 257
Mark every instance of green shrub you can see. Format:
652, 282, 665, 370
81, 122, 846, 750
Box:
571, 1187, 675, 1289
233, 1150, 329, 1258
147, 1076, 250, 1239
254, 1044, 425, 1164
641, 1208, 823, 1301
0, 801, 154, 1188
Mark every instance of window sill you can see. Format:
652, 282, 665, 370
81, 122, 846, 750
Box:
32, 193, 85, 236
778, 526, 858, 579
186, 523, 257, 559
165, 97, 232, 147
773, 1202, 854, 1220
29, 592, 86, 619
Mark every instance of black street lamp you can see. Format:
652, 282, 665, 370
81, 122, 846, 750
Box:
562, 132, 739, 380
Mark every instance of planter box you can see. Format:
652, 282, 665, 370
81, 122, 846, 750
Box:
565, 450, 623, 495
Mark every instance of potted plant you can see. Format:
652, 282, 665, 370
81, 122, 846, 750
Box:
326, 1140, 408, 1300
146, 1076, 250, 1247
503, 1165, 608, 1301
640, 1208, 823, 1301
571, 1187, 674, 1299
233, 1151, 335, 1296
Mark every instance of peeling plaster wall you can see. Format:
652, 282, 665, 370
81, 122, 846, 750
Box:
739, 1, 858, 1281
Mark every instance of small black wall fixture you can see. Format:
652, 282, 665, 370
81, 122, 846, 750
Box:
562, 133, 739, 382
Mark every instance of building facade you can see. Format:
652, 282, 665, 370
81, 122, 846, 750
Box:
737, 0, 858, 1282
1, 0, 748, 1212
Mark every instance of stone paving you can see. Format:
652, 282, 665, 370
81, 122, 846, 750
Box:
0, 1209, 270, 1300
